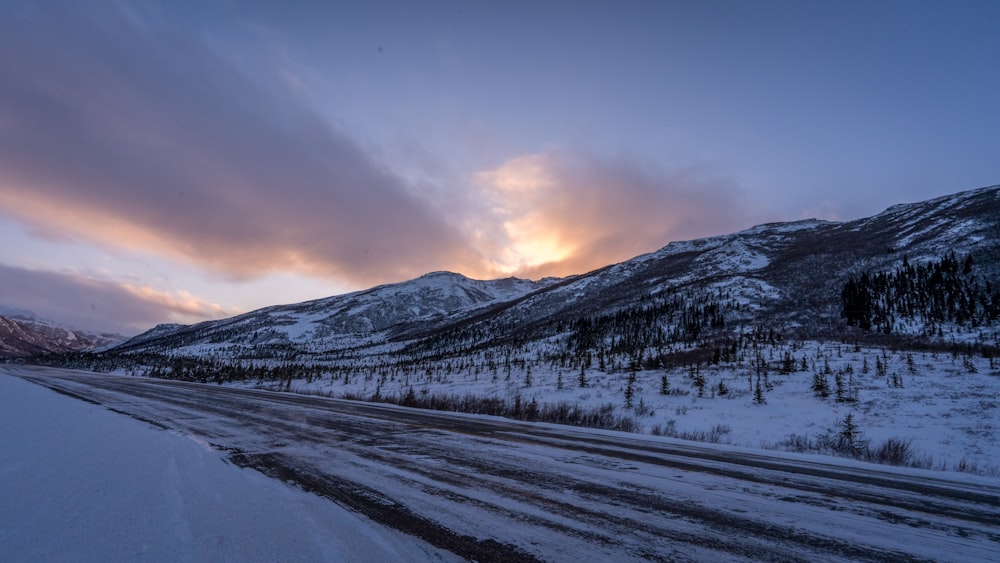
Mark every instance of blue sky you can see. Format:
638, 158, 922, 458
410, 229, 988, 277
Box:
1, 0, 998, 334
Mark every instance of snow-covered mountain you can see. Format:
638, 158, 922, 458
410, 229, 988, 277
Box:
71, 185, 1000, 369
0, 313, 125, 359
396, 184, 1000, 358
112, 271, 555, 355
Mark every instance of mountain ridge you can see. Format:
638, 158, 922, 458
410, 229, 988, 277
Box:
35, 184, 1000, 369
111, 271, 556, 355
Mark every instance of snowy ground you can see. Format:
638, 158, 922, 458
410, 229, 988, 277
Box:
8, 365, 999, 562
241, 342, 1000, 476
0, 373, 454, 562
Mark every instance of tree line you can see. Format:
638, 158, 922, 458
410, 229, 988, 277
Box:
842, 252, 1000, 334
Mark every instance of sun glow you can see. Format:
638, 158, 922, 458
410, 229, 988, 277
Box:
475, 154, 576, 273
496, 223, 573, 274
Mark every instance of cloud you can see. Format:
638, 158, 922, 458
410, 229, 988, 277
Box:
474, 150, 752, 278
0, 1, 761, 302
0, 264, 238, 335
0, 2, 481, 287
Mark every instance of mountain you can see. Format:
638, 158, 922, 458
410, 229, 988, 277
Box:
67, 185, 1000, 373
417, 184, 1000, 353
0, 313, 125, 359
111, 271, 555, 356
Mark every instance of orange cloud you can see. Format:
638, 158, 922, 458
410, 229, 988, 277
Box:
0, 265, 238, 335
474, 155, 576, 273
0, 4, 758, 292
473, 150, 751, 278
0, 5, 482, 288
118, 284, 239, 322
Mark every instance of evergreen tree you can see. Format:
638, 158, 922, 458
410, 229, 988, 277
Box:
780, 351, 796, 374
836, 414, 865, 456
625, 373, 635, 409
717, 380, 728, 396
812, 371, 830, 398
753, 375, 766, 405
693, 365, 706, 398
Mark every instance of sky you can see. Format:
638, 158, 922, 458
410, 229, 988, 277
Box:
1, 0, 999, 335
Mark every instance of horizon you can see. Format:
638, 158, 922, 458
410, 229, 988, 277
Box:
2, 1, 999, 335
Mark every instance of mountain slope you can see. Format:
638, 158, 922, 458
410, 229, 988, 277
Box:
396, 185, 1000, 362
75, 185, 1000, 370
0, 314, 124, 359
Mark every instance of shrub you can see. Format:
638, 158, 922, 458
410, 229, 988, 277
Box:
866, 437, 913, 466
340, 390, 643, 433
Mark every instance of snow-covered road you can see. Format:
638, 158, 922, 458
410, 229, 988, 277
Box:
0, 367, 454, 562
6, 365, 999, 562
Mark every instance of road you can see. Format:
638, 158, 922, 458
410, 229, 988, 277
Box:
8, 365, 1000, 562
